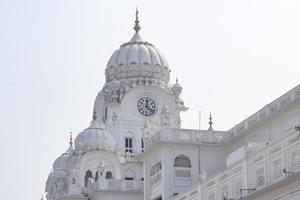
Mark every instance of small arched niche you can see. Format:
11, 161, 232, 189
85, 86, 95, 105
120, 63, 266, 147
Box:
84, 170, 93, 187
106, 171, 113, 179
174, 154, 191, 168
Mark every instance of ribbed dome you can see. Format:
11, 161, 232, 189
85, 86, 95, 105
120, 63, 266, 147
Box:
75, 120, 116, 152
53, 152, 70, 171
105, 32, 170, 86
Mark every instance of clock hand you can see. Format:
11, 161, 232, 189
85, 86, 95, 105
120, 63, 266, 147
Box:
146, 103, 154, 112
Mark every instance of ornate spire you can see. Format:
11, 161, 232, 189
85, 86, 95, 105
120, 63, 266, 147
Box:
93, 108, 97, 120
134, 8, 141, 33
69, 132, 73, 146
208, 112, 213, 130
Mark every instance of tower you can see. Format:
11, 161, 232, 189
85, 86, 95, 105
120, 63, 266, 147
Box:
45, 10, 188, 200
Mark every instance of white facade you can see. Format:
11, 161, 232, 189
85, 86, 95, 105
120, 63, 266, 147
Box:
45, 12, 300, 200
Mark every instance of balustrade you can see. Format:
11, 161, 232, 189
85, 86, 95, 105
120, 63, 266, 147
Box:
175, 131, 300, 200
150, 171, 162, 186
145, 129, 225, 150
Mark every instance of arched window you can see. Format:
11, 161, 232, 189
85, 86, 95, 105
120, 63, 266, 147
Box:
84, 170, 93, 187
125, 137, 133, 153
150, 162, 162, 176
103, 107, 108, 122
141, 139, 144, 152
95, 171, 99, 182
174, 155, 191, 167
106, 171, 113, 179
71, 178, 76, 184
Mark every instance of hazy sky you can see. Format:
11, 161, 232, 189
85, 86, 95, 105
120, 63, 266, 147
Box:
1, 0, 300, 199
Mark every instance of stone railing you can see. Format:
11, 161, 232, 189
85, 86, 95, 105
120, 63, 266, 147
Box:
145, 128, 226, 150
174, 131, 300, 200
227, 84, 300, 139
150, 171, 162, 186
83, 179, 143, 194
109, 179, 143, 191
122, 152, 137, 159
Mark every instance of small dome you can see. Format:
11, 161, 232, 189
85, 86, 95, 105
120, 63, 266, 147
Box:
53, 153, 70, 171
105, 32, 170, 86
75, 120, 116, 152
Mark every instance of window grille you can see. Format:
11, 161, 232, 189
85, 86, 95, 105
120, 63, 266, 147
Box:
175, 169, 191, 178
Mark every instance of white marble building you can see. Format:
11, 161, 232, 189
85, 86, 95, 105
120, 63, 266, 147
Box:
45, 11, 300, 200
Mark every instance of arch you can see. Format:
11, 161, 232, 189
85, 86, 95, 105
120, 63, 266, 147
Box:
103, 106, 108, 123
95, 171, 99, 182
79, 151, 125, 186
150, 161, 162, 176
106, 171, 113, 179
84, 170, 93, 187
174, 155, 191, 167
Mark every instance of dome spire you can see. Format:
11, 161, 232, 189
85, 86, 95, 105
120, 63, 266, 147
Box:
93, 108, 97, 120
134, 8, 141, 33
208, 112, 213, 130
69, 132, 73, 146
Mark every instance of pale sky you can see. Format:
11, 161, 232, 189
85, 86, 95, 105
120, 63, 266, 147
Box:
1, 0, 300, 200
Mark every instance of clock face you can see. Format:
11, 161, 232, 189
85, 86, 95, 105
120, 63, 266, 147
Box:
137, 97, 156, 116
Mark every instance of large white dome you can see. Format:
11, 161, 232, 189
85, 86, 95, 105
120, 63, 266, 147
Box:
105, 32, 170, 86
75, 119, 116, 152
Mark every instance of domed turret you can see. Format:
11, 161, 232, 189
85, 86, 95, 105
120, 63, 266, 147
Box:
53, 132, 73, 171
105, 10, 170, 87
75, 113, 116, 152
53, 153, 70, 171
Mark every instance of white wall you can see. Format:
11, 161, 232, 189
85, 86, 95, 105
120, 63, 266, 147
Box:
199, 145, 227, 177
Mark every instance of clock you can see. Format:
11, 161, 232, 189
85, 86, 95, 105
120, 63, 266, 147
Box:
137, 97, 156, 116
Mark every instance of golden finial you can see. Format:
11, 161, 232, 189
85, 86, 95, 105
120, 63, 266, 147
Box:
93, 108, 97, 120
134, 8, 141, 33
208, 112, 213, 130
69, 132, 73, 146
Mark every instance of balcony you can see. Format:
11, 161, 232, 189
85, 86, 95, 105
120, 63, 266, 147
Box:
174, 131, 300, 200
123, 151, 137, 159
83, 179, 143, 195
145, 128, 227, 150
108, 179, 143, 191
